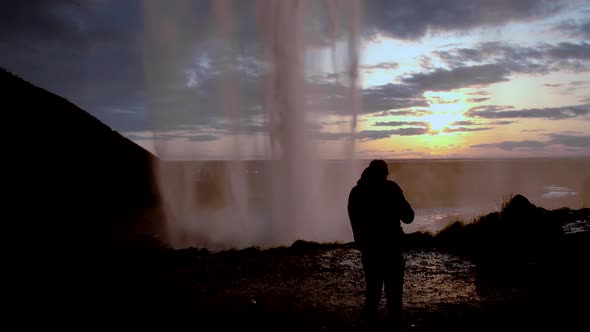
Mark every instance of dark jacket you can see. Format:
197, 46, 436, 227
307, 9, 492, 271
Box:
347, 167, 414, 251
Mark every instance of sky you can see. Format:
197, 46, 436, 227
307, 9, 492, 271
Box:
1, 0, 589, 160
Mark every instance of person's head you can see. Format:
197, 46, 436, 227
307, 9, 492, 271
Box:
368, 159, 388, 179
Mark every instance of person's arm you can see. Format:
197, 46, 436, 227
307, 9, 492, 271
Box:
389, 182, 414, 224
347, 188, 366, 246
399, 190, 414, 224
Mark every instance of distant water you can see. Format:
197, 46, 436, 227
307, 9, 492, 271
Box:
408, 181, 582, 234
406, 206, 497, 234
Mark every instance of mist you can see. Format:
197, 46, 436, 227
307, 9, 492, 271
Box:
139, 1, 590, 250
142, 1, 364, 250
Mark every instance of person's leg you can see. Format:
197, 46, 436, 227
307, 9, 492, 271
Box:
362, 251, 383, 318
384, 256, 405, 319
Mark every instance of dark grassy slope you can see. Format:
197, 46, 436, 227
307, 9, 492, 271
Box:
1, 67, 162, 323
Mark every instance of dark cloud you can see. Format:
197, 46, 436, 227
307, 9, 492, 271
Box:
363, 0, 566, 40
467, 97, 490, 103
385, 127, 430, 137
466, 104, 590, 120
361, 83, 428, 113
318, 126, 430, 141
443, 126, 492, 133
300, 80, 429, 115
467, 90, 491, 96
555, 19, 590, 39
468, 104, 513, 112
451, 120, 477, 126
434, 42, 546, 70
570, 80, 589, 86
470, 134, 590, 150
489, 120, 515, 125
0, 0, 119, 48
471, 140, 546, 150
544, 84, 562, 87
435, 42, 590, 78
401, 64, 510, 91
0, 0, 149, 131
361, 62, 399, 71
373, 121, 429, 127
357, 130, 399, 141
546, 133, 590, 147
451, 120, 513, 126
547, 42, 590, 60
379, 109, 434, 117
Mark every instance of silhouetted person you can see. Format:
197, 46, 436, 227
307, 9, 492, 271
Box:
347, 160, 414, 321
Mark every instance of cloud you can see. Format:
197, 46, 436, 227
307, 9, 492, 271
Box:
466, 104, 590, 120
547, 42, 590, 60
378, 109, 434, 117
357, 130, 399, 141
467, 90, 491, 96
468, 104, 514, 112
363, 0, 566, 40
443, 126, 492, 133
0, 0, 122, 49
544, 84, 562, 87
361, 83, 428, 113
1, 0, 586, 141
555, 19, 590, 39
470, 134, 590, 150
467, 97, 490, 103
361, 62, 399, 71
318, 126, 430, 141
521, 129, 545, 132
471, 140, 546, 150
306, 80, 430, 115
489, 120, 515, 125
0, 0, 151, 132
386, 127, 430, 136
373, 121, 429, 127
401, 64, 510, 91
546, 133, 590, 147
451, 120, 477, 126
450, 120, 513, 126
434, 42, 546, 70
435, 41, 590, 78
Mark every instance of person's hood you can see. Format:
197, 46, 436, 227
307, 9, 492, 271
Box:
357, 166, 385, 185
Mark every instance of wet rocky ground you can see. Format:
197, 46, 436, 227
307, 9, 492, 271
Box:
104, 208, 589, 331
110, 240, 583, 330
